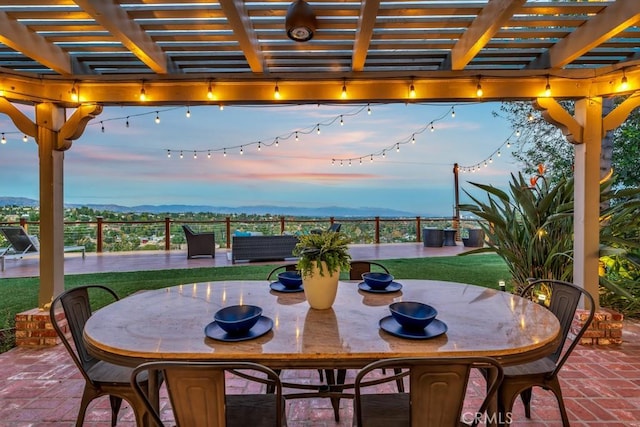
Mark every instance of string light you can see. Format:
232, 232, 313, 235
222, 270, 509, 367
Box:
186, 107, 191, 118
179, 150, 183, 159
126, 117, 130, 128
101, 121, 104, 133
544, 75, 551, 97
274, 81, 280, 99
528, 112, 534, 121
275, 138, 279, 147
139, 82, 146, 101
207, 81, 214, 99
155, 112, 160, 124
430, 122, 434, 132
207, 150, 211, 159
295, 132, 298, 142
476, 77, 483, 97
219, 104, 224, 111
341, 79, 347, 99
316, 124, 321, 134
451, 108, 455, 118
409, 78, 416, 98
621, 70, 629, 90
223, 148, 227, 157
396, 143, 400, 152
516, 129, 520, 137
340, 115, 344, 126
1, 133, 6, 144
367, 104, 371, 115
167, 149, 171, 158
22, 135, 28, 142
411, 134, 415, 144
257, 141, 262, 151
70, 82, 78, 102
193, 151, 197, 159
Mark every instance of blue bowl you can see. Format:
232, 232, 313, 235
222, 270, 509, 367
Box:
214, 305, 262, 334
277, 271, 303, 289
362, 272, 395, 290
389, 301, 437, 330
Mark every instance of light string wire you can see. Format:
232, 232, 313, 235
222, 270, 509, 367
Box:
457, 129, 518, 173
331, 106, 454, 166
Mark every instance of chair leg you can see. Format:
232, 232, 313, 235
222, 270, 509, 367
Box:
547, 379, 570, 427
318, 369, 324, 382
76, 386, 98, 427
268, 369, 282, 393
520, 387, 532, 418
109, 395, 123, 426
393, 368, 405, 392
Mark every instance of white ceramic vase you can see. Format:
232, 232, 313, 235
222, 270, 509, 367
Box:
302, 261, 340, 310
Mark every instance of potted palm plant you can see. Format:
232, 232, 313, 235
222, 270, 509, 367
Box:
293, 230, 351, 309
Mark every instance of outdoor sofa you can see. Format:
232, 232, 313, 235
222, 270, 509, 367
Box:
231, 234, 299, 264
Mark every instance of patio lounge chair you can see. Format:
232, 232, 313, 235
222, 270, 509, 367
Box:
0, 226, 85, 271
182, 224, 215, 259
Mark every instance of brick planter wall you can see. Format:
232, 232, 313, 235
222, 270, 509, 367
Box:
574, 308, 623, 345
14, 308, 66, 347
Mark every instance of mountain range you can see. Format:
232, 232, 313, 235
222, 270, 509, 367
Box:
0, 197, 425, 218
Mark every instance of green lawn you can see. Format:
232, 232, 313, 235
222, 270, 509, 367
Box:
0, 254, 509, 329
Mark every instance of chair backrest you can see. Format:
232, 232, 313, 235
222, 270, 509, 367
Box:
266, 262, 299, 281
49, 285, 120, 384
182, 224, 195, 236
354, 357, 503, 427
521, 279, 595, 373
0, 226, 38, 253
328, 223, 341, 232
349, 260, 390, 280
132, 361, 284, 427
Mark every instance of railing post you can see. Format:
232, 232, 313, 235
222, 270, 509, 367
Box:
226, 217, 231, 249
452, 216, 460, 241
375, 216, 380, 244
416, 216, 421, 243
329, 216, 335, 226
19, 216, 27, 231
96, 216, 103, 253
280, 216, 285, 234
165, 217, 171, 251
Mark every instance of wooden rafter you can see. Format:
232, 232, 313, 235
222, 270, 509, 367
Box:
529, 1, 640, 69
446, 0, 526, 71
0, 10, 75, 75
73, 0, 175, 74
218, 0, 264, 74
352, 0, 380, 72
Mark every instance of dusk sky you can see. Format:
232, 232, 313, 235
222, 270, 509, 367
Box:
0, 101, 524, 217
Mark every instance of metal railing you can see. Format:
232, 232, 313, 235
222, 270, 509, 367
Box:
1, 216, 483, 254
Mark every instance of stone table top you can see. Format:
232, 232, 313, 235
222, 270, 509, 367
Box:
84, 280, 560, 369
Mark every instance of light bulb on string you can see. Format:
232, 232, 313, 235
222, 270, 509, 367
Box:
70, 82, 78, 102
348, 160, 352, 166
126, 117, 130, 128
274, 81, 280, 99
295, 132, 299, 142
544, 75, 551, 97
396, 143, 400, 152
219, 105, 224, 111
528, 112, 534, 121
186, 107, 191, 118
476, 78, 483, 97
207, 150, 211, 159
101, 122, 105, 133
275, 138, 279, 147
316, 124, 320, 135
621, 70, 629, 90
341, 79, 347, 99
167, 150, 171, 158
1, 133, 6, 144
497, 150, 501, 157
409, 79, 416, 98
155, 112, 160, 124
223, 148, 227, 157
516, 129, 520, 137
484, 161, 488, 168
430, 123, 434, 132
240, 146, 243, 155
370, 155, 373, 163
367, 104, 371, 115
193, 151, 197, 159
179, 150, 183, 159
22, 135, 28, 142
340, 115, 344, 126
207, 82, 214, 99
332, 159, 335, 166
359, 158, 362, 165
258, 141, 261, 151
382, 150, 386, 158
139, 82, 146, 101
451, 108, 455, 118
489, 157, 493, 163
506, 140, 511, 148
340, 160, 343, 166
411, 134, 415, 144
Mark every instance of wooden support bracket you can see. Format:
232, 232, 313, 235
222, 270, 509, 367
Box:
602, 93, 640, 136
0, 97, 37, 138
533, 97, 583, 144
57, 103, 103, 150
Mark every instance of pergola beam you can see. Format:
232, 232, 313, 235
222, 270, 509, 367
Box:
529, 1, 640, 69
218, 0, 264, 74
0, 11, 75, 75
73, 0, 176, 74
446, 0, 526, 71
352, 0, 381, 72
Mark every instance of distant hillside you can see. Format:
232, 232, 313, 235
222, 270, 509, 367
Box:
0, 197, 430, 218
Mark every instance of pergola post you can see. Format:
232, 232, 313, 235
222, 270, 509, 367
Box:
573, 98, 603, 311
36, 103, 67, 308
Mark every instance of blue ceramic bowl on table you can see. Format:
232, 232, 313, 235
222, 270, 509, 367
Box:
214, 305, 262, 334
362, 272, 395, 290
389, 301, 437, 330
277, 271, 303, 289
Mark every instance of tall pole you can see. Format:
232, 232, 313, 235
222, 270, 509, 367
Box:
453, 163, 460, 222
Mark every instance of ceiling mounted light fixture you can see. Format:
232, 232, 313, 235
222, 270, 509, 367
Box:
286, 0, 317, 42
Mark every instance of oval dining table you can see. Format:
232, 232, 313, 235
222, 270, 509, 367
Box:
83, 279, 561, 425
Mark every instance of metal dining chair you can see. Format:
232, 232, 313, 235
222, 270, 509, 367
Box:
266, 262, 299, 282
349, 260, 390, 280
50, 285, 152, 427
131, 360, 286, 427
353, 356, 504, 427
496, 279, 595, 426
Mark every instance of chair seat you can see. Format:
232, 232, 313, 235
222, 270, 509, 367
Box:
87, 360, 146, 385
503, 356, 556, 378
359, 393, 410, 427
226, 394, 287, 427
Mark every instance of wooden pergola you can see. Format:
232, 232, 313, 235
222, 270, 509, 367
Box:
1, 0, 640, 308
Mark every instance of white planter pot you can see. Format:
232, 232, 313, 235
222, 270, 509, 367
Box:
302, 261, 340, 310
